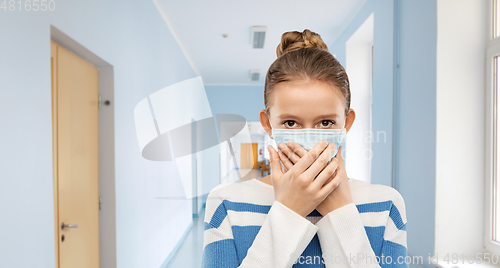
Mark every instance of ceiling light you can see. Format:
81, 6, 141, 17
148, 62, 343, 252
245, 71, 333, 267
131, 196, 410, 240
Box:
251, 26, 267, 49
250, 69, 260, 81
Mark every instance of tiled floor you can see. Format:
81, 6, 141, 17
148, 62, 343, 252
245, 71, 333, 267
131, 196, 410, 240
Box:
164, 168, 265, 268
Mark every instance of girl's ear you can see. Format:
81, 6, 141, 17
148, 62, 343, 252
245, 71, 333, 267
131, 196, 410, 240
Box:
345, 108, 356, 133
259, 109, 273, 139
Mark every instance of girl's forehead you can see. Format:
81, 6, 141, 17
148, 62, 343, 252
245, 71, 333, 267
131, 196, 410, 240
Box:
270, 80, 346, 116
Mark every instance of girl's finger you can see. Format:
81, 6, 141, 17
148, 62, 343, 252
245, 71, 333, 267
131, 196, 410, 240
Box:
267, 145, 283, 184
278, 150, 294, 171
302, 142, 337, 181
279, 143, 301, 164
335, 146, 346, 174
335, 146, 344, 164
282, 165, 288, 173
321, 166, 340, 187
317, 169, 343, 198
311, 152, 339, 189
288, 139, 330, 177
287, 141, 307, 158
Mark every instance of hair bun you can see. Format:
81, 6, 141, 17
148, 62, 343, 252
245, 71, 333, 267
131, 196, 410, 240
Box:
276, 29, 329, 58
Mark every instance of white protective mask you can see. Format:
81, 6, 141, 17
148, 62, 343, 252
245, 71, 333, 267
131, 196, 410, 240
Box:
269, 119, 346, 165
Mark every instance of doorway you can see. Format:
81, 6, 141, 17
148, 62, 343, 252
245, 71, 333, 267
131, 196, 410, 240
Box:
51, 40, 100, 268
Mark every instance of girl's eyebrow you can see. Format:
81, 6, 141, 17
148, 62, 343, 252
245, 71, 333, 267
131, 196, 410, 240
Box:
277, 113, 302, 120
278, 113, 339, 120
314, 113, 339, 120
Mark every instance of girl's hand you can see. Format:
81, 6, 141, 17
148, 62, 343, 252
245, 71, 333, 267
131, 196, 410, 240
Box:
278, 142, 353, 216
267, 141, 343, 218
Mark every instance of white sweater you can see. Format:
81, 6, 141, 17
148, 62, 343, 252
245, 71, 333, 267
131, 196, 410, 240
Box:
202, 178, 408, 267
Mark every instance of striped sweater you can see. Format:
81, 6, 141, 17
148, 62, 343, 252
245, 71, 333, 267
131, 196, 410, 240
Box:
202, 177, 408, 267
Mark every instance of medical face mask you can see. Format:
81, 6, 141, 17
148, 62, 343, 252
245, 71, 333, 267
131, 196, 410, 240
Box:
269, 120, 346, 166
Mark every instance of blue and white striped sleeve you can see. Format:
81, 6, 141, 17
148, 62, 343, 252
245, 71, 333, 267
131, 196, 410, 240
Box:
315, 188, 408, 268
379, 190, 407, 267
202, 186, 319, 268
201, 187, 239, 267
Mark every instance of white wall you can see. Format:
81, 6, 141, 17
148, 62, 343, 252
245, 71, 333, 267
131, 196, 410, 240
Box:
0, 1, 197, 267
196, 145, 219, 209
435, 0, 487, 256
345, 13, 374, 183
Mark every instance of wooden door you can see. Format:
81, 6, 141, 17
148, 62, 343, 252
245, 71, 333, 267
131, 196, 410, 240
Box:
240, 143, 258, 168
51, 41, 100, 268
251, 143, 258, 168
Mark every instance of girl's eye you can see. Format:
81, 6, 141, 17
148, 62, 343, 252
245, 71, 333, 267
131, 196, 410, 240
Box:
283, 120, 297, 128
320, 120, 335, 128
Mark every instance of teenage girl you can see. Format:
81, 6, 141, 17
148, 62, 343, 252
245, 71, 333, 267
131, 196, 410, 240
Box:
202, 29, 408, 268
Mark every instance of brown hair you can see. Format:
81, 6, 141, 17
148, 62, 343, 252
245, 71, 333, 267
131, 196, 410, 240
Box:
264, 29, 351, 116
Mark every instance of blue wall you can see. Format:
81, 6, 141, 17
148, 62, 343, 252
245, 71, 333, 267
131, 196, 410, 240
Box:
205, 85, 265, 122
331, 0, 437, 265
396, 0, 436, 265
330, 0, 395, 187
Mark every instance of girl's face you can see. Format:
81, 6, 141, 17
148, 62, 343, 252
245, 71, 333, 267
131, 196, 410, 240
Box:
259, 79, 355, 138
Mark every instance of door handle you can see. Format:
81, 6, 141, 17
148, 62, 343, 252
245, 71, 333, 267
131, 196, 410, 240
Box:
61, 222, 78, 230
